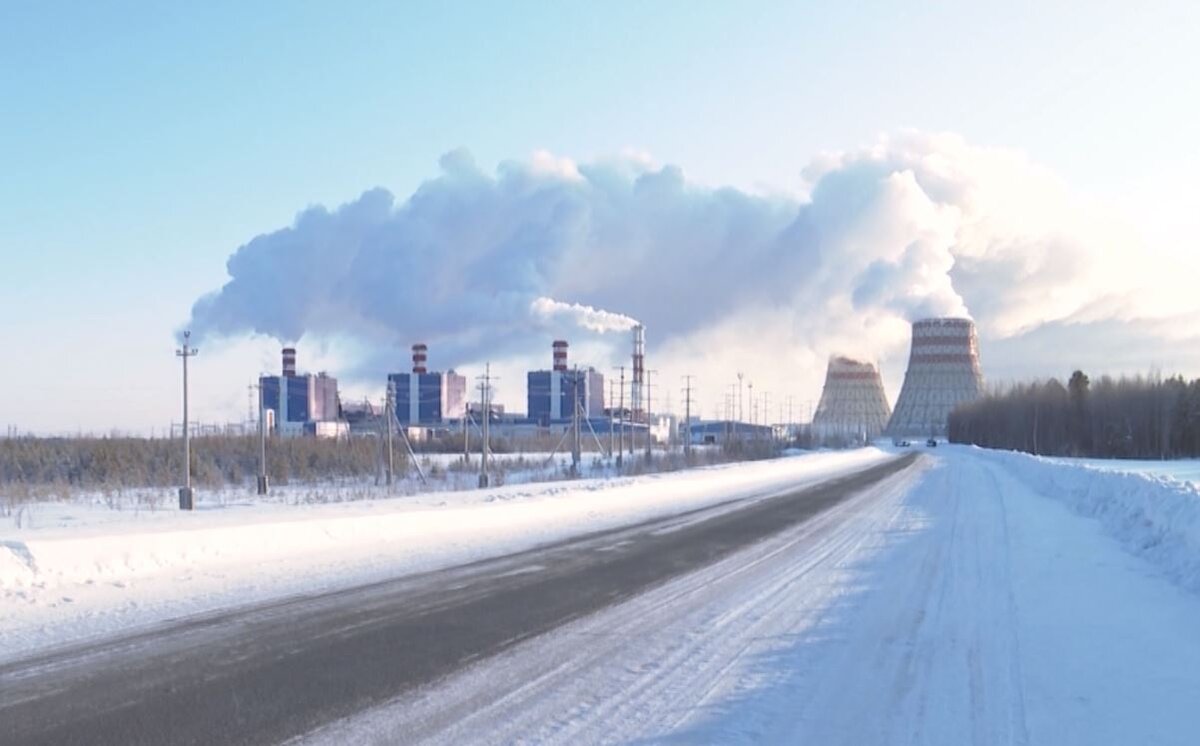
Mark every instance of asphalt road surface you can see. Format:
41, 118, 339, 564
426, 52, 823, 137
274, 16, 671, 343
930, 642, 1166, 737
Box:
0, 454, 916, 746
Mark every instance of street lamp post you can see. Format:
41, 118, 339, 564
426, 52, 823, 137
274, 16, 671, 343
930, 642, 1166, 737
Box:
176, 331, 198, 510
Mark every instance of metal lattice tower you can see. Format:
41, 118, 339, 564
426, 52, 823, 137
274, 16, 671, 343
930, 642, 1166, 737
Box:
812, 356, 892, 440
886, 317, 985, 438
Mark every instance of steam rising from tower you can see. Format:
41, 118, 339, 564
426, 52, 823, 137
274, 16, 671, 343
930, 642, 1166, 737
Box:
886, 318, 985, 438
812, 357, 892, 440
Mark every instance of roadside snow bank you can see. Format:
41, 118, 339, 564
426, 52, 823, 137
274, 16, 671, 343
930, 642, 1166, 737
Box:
1, 449, 891, 658
973, 447, 1200, 593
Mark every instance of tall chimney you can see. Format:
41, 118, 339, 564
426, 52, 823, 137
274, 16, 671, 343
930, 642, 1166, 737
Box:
282, 347, 297, 377
631, 324, 645, 421
412, 343, 428, 374
553, 340, 568, 372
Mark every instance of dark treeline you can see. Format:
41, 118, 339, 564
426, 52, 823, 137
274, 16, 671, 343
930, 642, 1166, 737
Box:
949, 371, 1200, 459
0, 430, 795, 493
0, 435, 382, 489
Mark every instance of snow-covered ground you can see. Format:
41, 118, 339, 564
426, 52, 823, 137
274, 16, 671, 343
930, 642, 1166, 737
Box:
309, 444, 1200, 745
1050, 455, 1200, 486
0, 448, 890, 661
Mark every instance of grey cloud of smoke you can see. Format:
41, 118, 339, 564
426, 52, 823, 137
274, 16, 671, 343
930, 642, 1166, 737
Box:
186, 132, 1167, 388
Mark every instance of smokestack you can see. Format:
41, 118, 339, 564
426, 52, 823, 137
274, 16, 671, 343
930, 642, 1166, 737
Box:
282, 347, 297, 377
553, 339, 569, 372
886, 318, 985, 438
813, 356, 892, 440
631, 324, 645, 421
412, 343, 428, 374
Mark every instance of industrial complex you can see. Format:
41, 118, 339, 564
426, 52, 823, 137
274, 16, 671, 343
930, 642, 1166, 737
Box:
250, 315, 986, 447
259, 348, 344, 438
386, 344, 468, 425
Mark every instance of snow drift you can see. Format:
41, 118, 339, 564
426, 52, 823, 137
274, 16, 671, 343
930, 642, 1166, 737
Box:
973, 447, 1200, 594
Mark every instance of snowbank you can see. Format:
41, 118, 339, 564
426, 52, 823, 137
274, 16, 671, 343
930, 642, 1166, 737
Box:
971, 447, 1200, 594
0, 449, 892, 659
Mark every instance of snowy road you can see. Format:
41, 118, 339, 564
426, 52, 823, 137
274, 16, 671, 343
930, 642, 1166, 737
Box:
5, 446, 1200, 745
311, 447, 1200, 745
0, 456, 914, 745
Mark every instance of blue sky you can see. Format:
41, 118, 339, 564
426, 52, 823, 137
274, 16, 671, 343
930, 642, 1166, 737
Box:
2, 1, 1198, 432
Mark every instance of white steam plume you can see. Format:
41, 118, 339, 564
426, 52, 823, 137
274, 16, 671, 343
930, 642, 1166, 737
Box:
530, 297, 639, 333
185, 133, 1186, 400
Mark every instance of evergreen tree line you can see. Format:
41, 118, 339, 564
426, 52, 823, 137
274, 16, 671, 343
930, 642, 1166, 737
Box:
948, 371, 1200, 459
0, 435, 382, 489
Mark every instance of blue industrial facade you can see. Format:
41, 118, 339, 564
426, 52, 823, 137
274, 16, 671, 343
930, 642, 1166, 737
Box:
390, 372, 442, 424
387, 370, 467, 425
527, 369, 603, 425
259, 372, 339, 431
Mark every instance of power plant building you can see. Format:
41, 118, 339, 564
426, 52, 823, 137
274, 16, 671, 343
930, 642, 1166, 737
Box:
260, 347, 341, 437
527, 340, 605, 425
388, 343, 468, 425
812, 356, 892, 440
886, 317, 985, 438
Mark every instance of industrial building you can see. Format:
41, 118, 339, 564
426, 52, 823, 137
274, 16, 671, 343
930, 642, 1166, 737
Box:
387, 343, 468, 425
687, 420, 773, 445
812, 356, 892, 441
526, 340, 605, 425
886, 317, 985, 438
260, 347, 343, 437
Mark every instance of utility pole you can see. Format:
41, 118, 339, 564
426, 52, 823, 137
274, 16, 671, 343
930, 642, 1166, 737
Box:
385, 380, 396, 487
571, 366, 582, 475
463, 407, 470, 466
254, 381, 268, 495
729, 374, 739, 426
608, 378, 615, 459
478, 364, 494, 488
644, 369, 657, 459
614, 366, 626, 468
763, 391, 771, 440
682, 374, 694, 458
176, 331, 198, 510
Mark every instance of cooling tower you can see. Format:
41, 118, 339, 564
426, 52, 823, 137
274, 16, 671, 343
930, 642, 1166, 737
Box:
812, 356, 892, 440
886, 317, 984, 438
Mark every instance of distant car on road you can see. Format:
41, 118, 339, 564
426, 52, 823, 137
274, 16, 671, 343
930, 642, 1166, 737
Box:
926, 438, 938, 447
892, 438, 912, 447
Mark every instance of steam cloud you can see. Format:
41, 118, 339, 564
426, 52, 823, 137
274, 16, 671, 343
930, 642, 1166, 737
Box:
529, 297, 640, 333
187, 133, 1166, 396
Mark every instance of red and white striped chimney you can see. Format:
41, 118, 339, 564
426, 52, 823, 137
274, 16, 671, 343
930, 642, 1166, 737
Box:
282, 347, 297, 377
552, 339, 568, 371
412, 343, 428, 374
